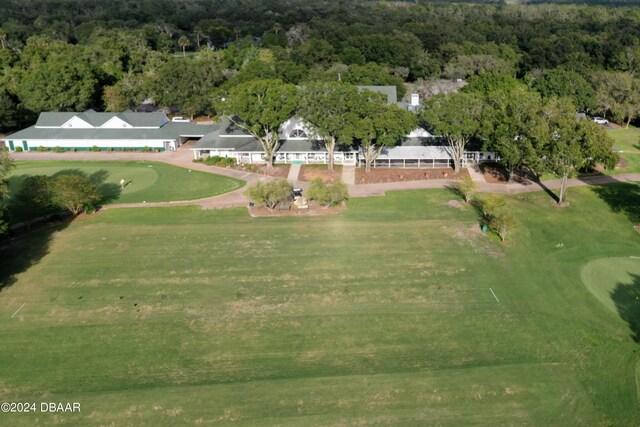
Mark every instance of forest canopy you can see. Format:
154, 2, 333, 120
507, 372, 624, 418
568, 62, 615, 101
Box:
1, 0, 640, 130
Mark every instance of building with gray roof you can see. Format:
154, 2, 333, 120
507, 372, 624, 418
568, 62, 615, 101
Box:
2, 111, 212, 152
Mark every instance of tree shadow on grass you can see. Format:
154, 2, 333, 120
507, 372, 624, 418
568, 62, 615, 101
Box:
611, 273, 640, 343
50, 168, 122, 204
591, 181, 640, 226
0, 219, 70, 293
532, 177, 560, 203
444, 181, 465, 201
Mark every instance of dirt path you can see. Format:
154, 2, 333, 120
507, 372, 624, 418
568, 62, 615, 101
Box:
10, 151, 640, 208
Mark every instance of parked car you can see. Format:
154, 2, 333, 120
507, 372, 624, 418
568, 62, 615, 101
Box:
592, 117, 609, 125
171, 116, 190, 123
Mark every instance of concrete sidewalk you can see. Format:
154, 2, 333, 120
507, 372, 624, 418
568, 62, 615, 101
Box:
342, 165, 356, 185
466, 164, 487, 183
10, 152, 640, 207
287, 163, 301, 183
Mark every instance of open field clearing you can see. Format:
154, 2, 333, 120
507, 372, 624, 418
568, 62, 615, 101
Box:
0, 187, 639, 425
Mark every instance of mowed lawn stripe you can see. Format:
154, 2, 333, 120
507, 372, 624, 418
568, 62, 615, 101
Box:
1, 188, 640, 424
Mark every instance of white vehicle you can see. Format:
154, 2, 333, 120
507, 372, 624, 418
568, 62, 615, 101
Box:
592, 117, 609, 125
171, 116, 191, 123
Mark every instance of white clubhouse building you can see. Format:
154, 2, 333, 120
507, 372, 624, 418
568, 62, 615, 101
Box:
2, 87, 497, 167
1, 111, 209, 152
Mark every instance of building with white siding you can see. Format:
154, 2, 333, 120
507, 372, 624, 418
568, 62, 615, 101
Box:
1, 110, 211, 152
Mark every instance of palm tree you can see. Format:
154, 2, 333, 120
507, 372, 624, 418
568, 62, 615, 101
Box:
0, 30, 7, 49
178, 36, 191, 58
193, 26, 205, 50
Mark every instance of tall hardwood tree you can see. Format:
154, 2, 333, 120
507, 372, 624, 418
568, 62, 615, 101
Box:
536, 98, 617, 204
218, 79, 298, 168
298, 82, 362, 170
17, 58, 97, 112
478, 87, 545, 181
346, 94, 417, 172
421, 92, 484, 173
593, 71, 640, 128
0, 147, 13, 234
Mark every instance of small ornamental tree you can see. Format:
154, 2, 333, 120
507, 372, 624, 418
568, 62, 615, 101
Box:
51, 174, 100, 215
245, 179, 292, 210
307, 178, 348, 207
477, 193, 506, 222
453, 175, 476, 203
490, 212, 515, 242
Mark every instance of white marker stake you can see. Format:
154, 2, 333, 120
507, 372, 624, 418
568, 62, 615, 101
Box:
11, 303, 26, 318
489, 288, 500, 303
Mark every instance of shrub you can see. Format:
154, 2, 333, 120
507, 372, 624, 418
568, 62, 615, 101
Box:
36, 146, 48, 152
307, 178, 348, 207
15, 146, 23, 152
203, 155, 236, 168
90, 145, 101, 152
83, 203, 96, 214
53, 146, 65, 153
453, 175, 476, 203
244, 179, 292, 210
476, 193, 505, 221
142, 146, 152, 152
51, 174, 101, 215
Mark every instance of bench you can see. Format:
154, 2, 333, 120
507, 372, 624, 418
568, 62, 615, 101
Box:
279, 205, 291, 211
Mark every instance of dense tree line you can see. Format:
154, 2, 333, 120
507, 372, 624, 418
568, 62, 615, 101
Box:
0, 0, 628, 230
0, 0, 638, 138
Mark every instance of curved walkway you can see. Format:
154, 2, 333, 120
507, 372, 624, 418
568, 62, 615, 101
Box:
10, 150, 272, 210
10, 151, 640, 208
348, 173, 640, 198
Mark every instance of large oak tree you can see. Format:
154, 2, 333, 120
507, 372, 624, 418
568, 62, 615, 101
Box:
421, 92, 484, 173
298, 82, 362, 170
218, 79, 298, 168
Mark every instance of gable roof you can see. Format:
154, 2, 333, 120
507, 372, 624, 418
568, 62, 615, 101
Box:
2, 122, 212, 141
118, 112, 168, 128
35, 113, 79, 127
34, 111, 169, 129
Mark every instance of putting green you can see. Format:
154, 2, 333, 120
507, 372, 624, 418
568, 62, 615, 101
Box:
7, 160, 244, 206
9, 163, 159, 197
581, 257, 640, 314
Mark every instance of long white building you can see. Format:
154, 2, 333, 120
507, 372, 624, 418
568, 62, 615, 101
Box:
1, 110, 210, 152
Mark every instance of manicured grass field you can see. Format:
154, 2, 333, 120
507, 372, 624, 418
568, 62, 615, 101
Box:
609, 126, 640, 153
1, 186, 640, 425
7, 160, 244, 206
607, 127, 640, 175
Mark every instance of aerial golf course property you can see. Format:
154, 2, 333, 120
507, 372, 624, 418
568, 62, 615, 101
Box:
1, 183, 640, 425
